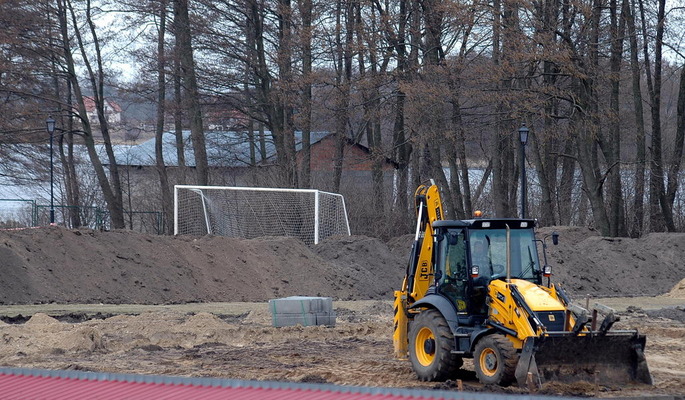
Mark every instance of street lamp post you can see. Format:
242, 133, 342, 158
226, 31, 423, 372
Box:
46, 116, 56, 225
518, 124, 529, 219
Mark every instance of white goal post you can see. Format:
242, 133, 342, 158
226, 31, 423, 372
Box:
174, 185, 351, 245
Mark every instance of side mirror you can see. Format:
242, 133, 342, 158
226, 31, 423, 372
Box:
552, 231, 559, 245
471, 265, 480, 278
543, 265, 552, 277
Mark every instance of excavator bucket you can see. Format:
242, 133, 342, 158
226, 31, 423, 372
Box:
515, 333, 652, 388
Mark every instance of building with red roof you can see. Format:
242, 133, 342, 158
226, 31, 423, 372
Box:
82, 96, 123, 125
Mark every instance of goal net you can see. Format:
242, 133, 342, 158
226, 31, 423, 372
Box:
174, 185, 350, 245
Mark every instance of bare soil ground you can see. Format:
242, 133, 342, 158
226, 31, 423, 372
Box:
0, 226, 684, 397
0, 298, 683, 398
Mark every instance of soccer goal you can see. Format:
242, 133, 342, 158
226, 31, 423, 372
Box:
174, 185, 351, 245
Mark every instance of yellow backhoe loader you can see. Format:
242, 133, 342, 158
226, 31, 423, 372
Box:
393, 182, 651, 387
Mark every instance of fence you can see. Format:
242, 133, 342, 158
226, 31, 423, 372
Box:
0, 199, 164, 234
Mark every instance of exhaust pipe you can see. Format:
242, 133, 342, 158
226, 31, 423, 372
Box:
505, 223, 511, 282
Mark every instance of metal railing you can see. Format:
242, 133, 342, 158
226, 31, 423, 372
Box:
0, 199, 164, 234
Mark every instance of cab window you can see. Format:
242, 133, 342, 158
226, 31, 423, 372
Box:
468, 228, 540, 281
439, 230, 468, 311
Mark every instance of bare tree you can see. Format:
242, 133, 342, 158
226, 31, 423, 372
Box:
626, 0, 646, 236
57, 0, 126, 229
154, 0, 174, 234
640, 0, 675, 231
174, 0, 208, 186
667, 64, 685, 212
332, 0, 355, 192
298, 0, 314, 187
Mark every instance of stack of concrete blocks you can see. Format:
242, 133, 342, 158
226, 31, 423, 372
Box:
269, 296, 336, 327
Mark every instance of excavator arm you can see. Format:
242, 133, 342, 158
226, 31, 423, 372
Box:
407, 183, 443, 300
393, 182, 443, 358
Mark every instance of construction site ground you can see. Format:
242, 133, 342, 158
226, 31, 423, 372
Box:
0, 226, 684, 398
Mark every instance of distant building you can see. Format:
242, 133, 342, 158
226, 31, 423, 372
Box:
110, 130, 397, 177
103, 130, 398, 233
205, 110, 251, 131
83, 96, 123, 125
300, 133, 398, 174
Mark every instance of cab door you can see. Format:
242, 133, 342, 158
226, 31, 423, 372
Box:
438, 230, 468, 313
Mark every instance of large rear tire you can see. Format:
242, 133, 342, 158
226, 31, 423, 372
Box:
408, 309, 463, 381
474, 334, 518, 386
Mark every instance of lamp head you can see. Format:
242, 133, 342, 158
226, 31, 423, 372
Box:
46, 117, 56, 134
518, 124, 529, 145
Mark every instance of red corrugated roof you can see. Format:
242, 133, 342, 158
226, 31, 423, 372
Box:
0, 367, 581, 400
0, 370, 445, 400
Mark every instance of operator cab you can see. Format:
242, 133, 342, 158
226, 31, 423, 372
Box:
433, 219, 542, 321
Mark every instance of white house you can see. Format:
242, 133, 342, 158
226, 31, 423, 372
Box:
83, 96, 122, 125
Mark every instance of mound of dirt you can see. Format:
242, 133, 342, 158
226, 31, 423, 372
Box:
385, 234, 414, 257
313, 235, 406, 299
539, 227, 685, 297
0, 227, 406, 304
644, 307, 685, 323
0, 225, 684, 305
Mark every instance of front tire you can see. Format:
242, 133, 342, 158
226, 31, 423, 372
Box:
474, 334, 518, 386
408, 309, 463, 381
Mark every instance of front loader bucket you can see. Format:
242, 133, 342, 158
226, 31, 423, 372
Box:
515, 333, 652, 388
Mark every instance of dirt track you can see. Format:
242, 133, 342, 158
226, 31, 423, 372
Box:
0, 297, 683, 398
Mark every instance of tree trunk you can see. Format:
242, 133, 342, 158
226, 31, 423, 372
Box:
573, 0, 610, 236
530, 0, 561, 227
492, 0, 518, 218
666, 63, 685, 212
173, 49, 186, 171
277, 0, 297, 187
58, 0, 124, 229
605, 0, 627, 236
640, 0, 673, 231
447, 69, 469, 219
575, 0, 610, 236
299, 0, 313, 188
393, 89, 410, 214
51, 39, 81, 228
472, 159, 492, 208
557, 134, 576, 225
246, 0, 296, 187
383, 0, 411, 217
174, 0, 208, 186
428, 141, 456, 218
333, 0, 353, 192
71, 0, 125, 228
577, 120, 611, 236
155, 0, 173, 234
530, 127, 555, 226
446, 98, 466, 219
63, 92, 82, 228
356, 5, 385, 218
627, 0, 645, 237
258, 121, 267, 161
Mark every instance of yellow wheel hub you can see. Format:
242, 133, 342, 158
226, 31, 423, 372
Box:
479, 347, 498, 377
415, 327, 436, 366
